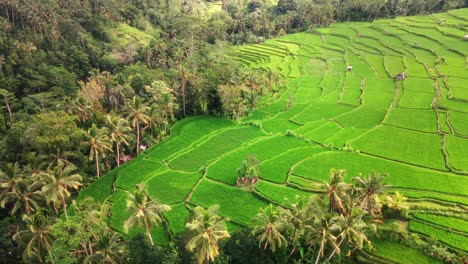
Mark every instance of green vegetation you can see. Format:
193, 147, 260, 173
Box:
0, 0, 467, 263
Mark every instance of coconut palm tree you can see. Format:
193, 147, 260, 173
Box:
0, 164, 43, 216
38, 161, 82, 220
73, 97, 93, 124
125, 97, 150, 155
0, 162, 21, 201
353, 171, 390, 218
385, 191, 409, 216
327, 207, 372, 261
106, 115, 131, 166
252, 204, 288, 253
83, 229, 125, 264
124, 184, 171, 246
85, 125, 112, 177
305, 214, 340, 264
13, 212, 55, 263
323, 169, 348, 214
185, 205, 230, 264
278, 197, 312, 255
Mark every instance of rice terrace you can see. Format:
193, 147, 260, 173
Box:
75, 8, 468, 263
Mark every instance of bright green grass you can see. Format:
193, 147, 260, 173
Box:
255, 181, 312, 206
169, 126, 266, 171
365, 77, 395, 93
401, 190, 468, 205
262, 117, 301, 133
324, 127, 367, 147
335, 107, 386, 129
304, 121, 342, 143
384, 108, 438, 133
409, 220, 468, 251
405, 58, 429, 78
404, 78, 434, 93
371, 239, 442, 264
350, 125, 446, 170
340, 89, 361, 106
362, 90, 394, 109
449, 111, 468, 135
399, 90, 434, 109
412, 213, 468, 233
115, 159, 163, 189
146, 117, 234, 161
292, 151, 468, 196
259, 146, 327, 183
77, 170, 116, 203
207, 135, 310, 184
143, 171, 201, 204
385, 56, 405, 77
292, 103, 354, 123
445, 135, 468, 171
189, 180, 269, 225
163, 203, 190, 236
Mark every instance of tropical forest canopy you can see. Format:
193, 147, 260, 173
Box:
0, 0, 467, 263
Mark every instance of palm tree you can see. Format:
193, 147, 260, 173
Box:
278, 197, 312, 255
106, 115, 131, 166
305, 214, 341, 264
125, 97, 150, 155
124, 184, 171, 246
0, 164, 43, 216
353, 171, 390, 218
13, 212, 55, 263
323, 169, 348, 214
73, 97, 93, 124
38, 161, 82, 220
85, 125, 112, 177
0, 162, 21, 201
327, 208, 372, 261
185, 205, 230, 264
385, 191, 409, 216
252, 204, 288, 253
84, 229, 125, 264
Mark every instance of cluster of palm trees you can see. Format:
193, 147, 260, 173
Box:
78, 77, 179, 178
251, 169, 391, 263
1, 165, 398, 263
0, 161, 82, 220
122, 186, 231, 264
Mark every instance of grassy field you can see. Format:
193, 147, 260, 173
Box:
79, 9, 468, 261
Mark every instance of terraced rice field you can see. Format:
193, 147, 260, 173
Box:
79, 9, 468, 259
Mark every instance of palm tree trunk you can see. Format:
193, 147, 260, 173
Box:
116, 142, 120, 166
136, 123, 140, 155
3, 95, 13, 123
328, 235, 345, 261
143, 218, 154, 246
61, 194, 68, 220
95, 151, 100, 178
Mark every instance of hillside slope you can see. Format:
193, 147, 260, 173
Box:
79, 9, 468, 259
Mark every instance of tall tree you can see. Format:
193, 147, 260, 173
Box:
83, 230, 125, 264
185, 205, 230, 264
84, 125, 112, 178
38, 161, 82, 220
124, 184, 171, 246
323, 169, 348, 214
0, 166, 43, 216
353, 171, 390, 218
106, 115, 131, 166
13, 212, 55, 263
125, 97, 150, 155
252, 204, 288, 253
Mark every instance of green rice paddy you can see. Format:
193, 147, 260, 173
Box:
79, 9, 468, 261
